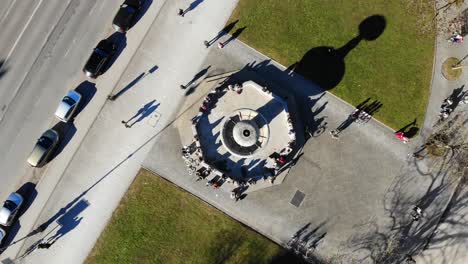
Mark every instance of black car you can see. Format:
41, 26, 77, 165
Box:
83, 39, 117, 78
112, 0, 142, 32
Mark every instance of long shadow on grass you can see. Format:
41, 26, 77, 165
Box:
289, 15, 386, 90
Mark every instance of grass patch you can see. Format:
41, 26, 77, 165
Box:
86, 169, 301, 264
228, 0, 435, 129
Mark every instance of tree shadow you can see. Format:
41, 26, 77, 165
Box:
339, 115, 467, 263
291, 15, 386, 90
74, 81, 97, 117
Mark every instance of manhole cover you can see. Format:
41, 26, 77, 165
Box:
290, 190, 306, 207
147, 112, 161, 127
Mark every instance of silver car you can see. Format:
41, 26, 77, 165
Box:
27, 129, 60, 167
0, 193, 23, 227
55, 90, 82, 122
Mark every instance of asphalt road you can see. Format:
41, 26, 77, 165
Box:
0, 0, 157, 258
0, 0, 123, 203
0, 0, 240, 262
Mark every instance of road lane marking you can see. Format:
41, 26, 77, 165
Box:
64, 38, 77, 58
0, 0, 16, 25
4, 0, 45, 64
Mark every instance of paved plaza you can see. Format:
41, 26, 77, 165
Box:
143, 38, 461, 262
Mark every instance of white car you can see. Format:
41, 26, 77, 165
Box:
55, 90, 82, 122
0, 227, 5, 244
0, 193, 24, 226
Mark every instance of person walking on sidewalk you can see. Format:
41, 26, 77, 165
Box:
395, 132, 409, 144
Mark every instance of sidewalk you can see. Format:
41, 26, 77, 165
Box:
416, 1, 468, 263
420, 1, 468, 138
6, 0, 240, 263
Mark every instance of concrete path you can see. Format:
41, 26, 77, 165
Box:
420, 1, 468, 139
1, 0, 240, 263
416, 1, 468, 263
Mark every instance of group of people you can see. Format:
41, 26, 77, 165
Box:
448, 32, 463, 44
439, 98, 454, 120
227, 83, 243, 94
353, 109, 372, 124
411, 206, 424, 222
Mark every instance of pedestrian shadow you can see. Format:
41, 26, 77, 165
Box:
45, 199, 89, 246
122, 99, 160, 128
74, 81, 97, 118
359, 99, 383, 116
304, 94, 328, 139
290, 15, 386, 90
396, 118, 418, 139
110, 65, 158, 100
18, 199, 89, 256
330, 98, 383, 136
184, 65, 211, 96
182, 0, 204, 16
221, 27, 247, 47
204, 20, 239, 47
284, 221, 328, 263
448, 84, 466, 111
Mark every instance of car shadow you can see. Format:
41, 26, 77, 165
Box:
73, 81, 97, 118
48, 122, 77, 162
0, 59, 8, 79
132, 0, 153, 27
104, 32, 127, 74
15, 182, 38, 219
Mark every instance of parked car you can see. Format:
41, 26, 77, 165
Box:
55, 90, 82, 122
27, 129, 60, 167
0, 193, 24, 227
0, 227, 5, 244
112, 0, 142, 32
83, 39, 117, 78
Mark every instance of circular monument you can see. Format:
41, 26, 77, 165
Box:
221, 109, 269, 157
185, 78, 303, 187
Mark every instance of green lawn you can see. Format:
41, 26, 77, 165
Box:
86, 170, 300, 264
228, 0, 435, 129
